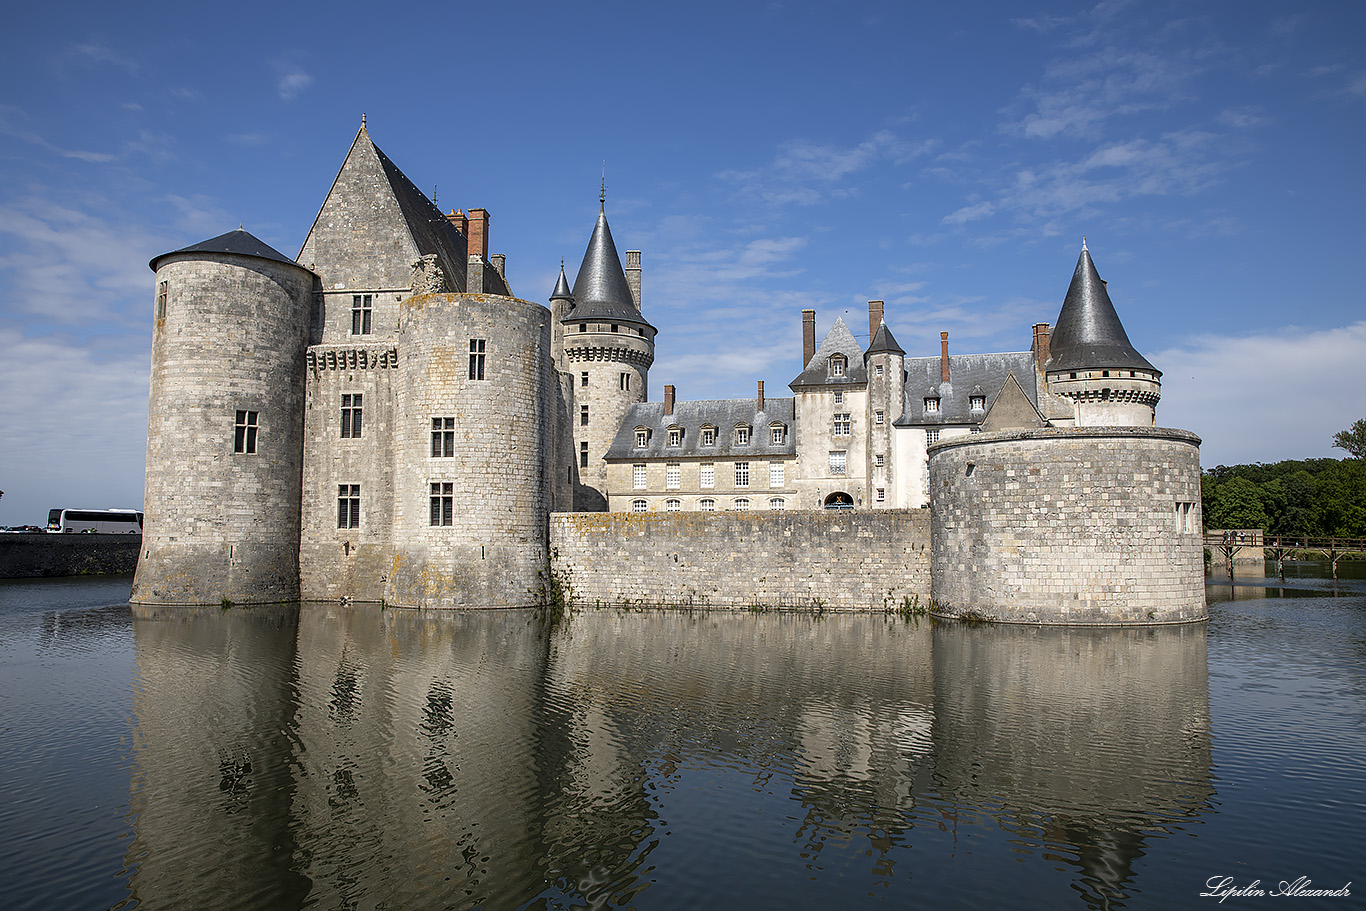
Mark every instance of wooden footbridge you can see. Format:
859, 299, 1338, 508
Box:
1204, 532, 1366, 580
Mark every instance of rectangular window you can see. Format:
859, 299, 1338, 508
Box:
834, 391, 844, 405
875, 364, 883, 377
833, 413, 851, 436
579, 323, 587, 333
666, 498, 681, 513
431, 417, 455, 457
632, 498, 648, 513
876, 487, 886, 503
700, 463, 714, 488
924, 398, 939, 414
156, 281, 168, 320
341, 394, 363, 438
702, 427, 716, 446
769, 463, 784, 487
668, 428, 681, 446
619, 372, 630, 391
736, 427, 751, 445
735, 461, 750, 487
580, 442, 588, 468
351, 295, 372, 335
771, 426, 784, 445
875, 410, 884, 425
633, 464, 648, 489
875, 454, 885, 467
337, 484, 360, 528
234, 410, 258, 454
468, 338, 486, 380
700, 498, 716, 512
829, 451, 846, 475
927, 429, 940, 444
666, 463, 680, 489
429, 482, 453, 526
581, 405, 589, 427
635, 429, 648, 448
580, 372, 589, 387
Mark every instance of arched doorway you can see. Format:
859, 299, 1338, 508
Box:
823, 492, 854, 510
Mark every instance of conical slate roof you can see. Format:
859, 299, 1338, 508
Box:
149, 228, 303, 271
1044, 243, 1157, 375
550, 263, 573, 301
866, 320, 906, 357
567, 206, 652, 327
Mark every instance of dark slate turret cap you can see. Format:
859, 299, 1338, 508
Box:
550, 262, 574, 302
1044, 241, 1158, 375
866, 320, 906, 357
149, 228, 303, 272
567, 206, 654, 328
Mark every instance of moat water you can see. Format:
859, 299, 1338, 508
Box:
1, 566, 1362, 910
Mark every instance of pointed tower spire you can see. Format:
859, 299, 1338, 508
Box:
568, 202, 651, 326
1045, 242, 1156, 374
550, 260, 573, 302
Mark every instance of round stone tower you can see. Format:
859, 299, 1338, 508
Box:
557, 202, 654, 510
1043, 240, 1161, 427
132, 230, 315, 604
385, 292, 555, 608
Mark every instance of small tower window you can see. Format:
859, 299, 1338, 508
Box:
611, 324, 619, 333
875, 410, 884, 425
875, 364, 884, 377
924, 397, 940, 414
431, 417, 455, 457
351, 295, 372, 335
620, 372, 631, 391
581, 405, 590, 427
341, 394, 363, 438
579, 442, 588, 468
337, 485, 360, 529
580, 372, 588, 387
429, 482, 453, 526
579, 323, 587, 333
234, 410, 258, 454
468, 339, 486, 380
156, 281, 168, 321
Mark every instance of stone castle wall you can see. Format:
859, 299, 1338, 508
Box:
132, 253, 313, 605
385, 293, 556, 608
928, 427, 1205, 624
0, 534, 141, 578
549, 510, 930, 611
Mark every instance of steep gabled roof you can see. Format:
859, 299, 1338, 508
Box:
1044, 243, 1157, 375
893, 351, 1038, 426
550, 263, 573, 301
566, 205, 653, 328
149, 229, 304, 272
298, 122, 469, 293
789, 317, 868, 388
605, 398, 797, 461
979, 372, 1047, 432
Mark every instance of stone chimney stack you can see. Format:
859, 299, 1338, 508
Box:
802, 309, 816, 367
940, 332, 950, 382
664, 384, 675, 416
1033, 322, 1051, 373
756, 380, 765, 413
868, 300, 884, 339
467, 208, 489, 261
624, 250, 642, 311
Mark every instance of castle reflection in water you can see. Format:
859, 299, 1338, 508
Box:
123, 605, 1213, 909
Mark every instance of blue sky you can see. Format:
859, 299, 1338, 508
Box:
1, 0, 1363, 524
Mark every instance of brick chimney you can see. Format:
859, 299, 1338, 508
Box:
940, 332, 950, 382
868, 300, 884, 339
447, 209, 468, 235
756, 380, 765, 413
1033, 322, 1051, 373
802, 309, 816, 367
664, 384, 675, 416
467, 208, 489, 261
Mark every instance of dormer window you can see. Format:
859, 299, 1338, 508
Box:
667, 426, 682, 447
635, 427, 649, 448
735, 425, 751, 445
830, 355, 846, 378
701, 425, 717, 446
924, 397, 940, 414
770, 424, 785, 445
970, 395, 985, 411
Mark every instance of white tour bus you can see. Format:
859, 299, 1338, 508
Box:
47, 508, 145, 534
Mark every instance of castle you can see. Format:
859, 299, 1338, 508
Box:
131, 122, 1206, 623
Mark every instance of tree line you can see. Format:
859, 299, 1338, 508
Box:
1201, 419, 1366, 537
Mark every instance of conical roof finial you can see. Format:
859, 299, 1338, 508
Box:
600, 161, 606, 211
1082, 235, 1087, 252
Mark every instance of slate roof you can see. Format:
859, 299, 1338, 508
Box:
149, 229, 304, 272
1044, 244, 1156, 375
894, 351, 1039, 426
605, 397, 796, 461
865, 320, 905, 357
789, 318, 868, 388
565, 206, 653, 329
550, 263, 573, 301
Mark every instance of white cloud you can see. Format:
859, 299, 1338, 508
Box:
719, 131, 935, 206
942, 200, 995, 225
1154, 322, 1366, 467
278, 71, 314, 101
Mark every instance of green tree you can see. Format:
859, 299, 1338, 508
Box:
1333, 418, 1366, 459
1206, 476, 1270, 531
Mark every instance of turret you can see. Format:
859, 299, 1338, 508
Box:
132, 230, 315, 604
560, 199, 654, 510
1044, 240, 1162, 426
864, 301, 905, 508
